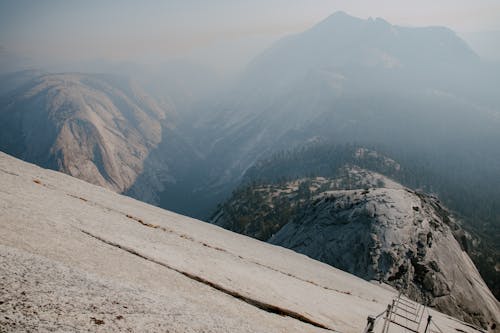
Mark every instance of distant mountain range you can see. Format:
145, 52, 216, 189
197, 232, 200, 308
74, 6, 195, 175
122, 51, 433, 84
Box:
195, 11, 499, 190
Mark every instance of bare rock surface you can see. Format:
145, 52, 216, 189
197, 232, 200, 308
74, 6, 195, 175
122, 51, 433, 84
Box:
0, 152, 497, 332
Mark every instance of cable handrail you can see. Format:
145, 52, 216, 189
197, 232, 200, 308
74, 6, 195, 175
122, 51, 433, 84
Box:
374, 307, 388, 320
430, 318, 444, 333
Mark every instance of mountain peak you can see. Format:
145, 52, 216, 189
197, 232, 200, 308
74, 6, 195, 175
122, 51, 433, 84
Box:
329, 10, 351, 18
316, 11, 363, 27
318, 11, 391, 27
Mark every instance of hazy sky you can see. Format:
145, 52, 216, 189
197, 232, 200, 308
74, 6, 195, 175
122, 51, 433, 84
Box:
1, 0, 500, 71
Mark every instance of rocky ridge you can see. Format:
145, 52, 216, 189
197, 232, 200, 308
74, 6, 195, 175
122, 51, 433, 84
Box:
212, 168, 500, 328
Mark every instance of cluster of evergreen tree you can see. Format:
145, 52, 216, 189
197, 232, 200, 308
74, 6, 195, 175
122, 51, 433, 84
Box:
213, 180, 315, 241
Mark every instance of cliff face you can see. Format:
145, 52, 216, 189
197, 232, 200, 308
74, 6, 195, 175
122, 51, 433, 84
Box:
0, 73, 168, 192
213, 169, 500, 328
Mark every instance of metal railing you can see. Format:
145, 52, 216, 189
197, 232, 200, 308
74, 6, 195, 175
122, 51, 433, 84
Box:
361, 292, 457, 333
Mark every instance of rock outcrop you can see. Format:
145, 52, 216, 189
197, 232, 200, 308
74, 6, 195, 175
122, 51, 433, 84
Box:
213, 168, 500, 329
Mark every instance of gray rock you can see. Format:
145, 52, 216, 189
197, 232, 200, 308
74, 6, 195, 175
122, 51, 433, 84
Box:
214, 168, 500, 329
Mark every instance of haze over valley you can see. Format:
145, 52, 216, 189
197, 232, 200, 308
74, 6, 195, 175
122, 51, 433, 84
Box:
1, 1, 499, 332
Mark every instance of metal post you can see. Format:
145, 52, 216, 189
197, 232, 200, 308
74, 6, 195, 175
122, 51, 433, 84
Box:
363, 315, 376, 333
424, 315, 432, 333
381, 303, 393, 333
